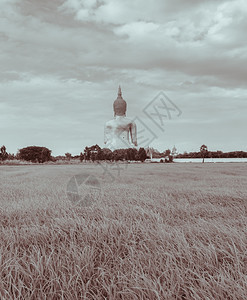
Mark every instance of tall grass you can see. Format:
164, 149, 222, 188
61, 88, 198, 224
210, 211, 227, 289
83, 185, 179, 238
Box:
0, 163, 247, 299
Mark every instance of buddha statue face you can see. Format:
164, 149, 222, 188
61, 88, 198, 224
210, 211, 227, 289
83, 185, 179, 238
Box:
113, 86, 127, 117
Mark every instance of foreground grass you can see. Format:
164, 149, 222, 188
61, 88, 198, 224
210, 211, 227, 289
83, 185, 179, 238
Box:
0, 163, 247, 299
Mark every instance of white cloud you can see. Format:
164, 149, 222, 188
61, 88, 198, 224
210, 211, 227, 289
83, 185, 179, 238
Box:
114, 21, 159, 40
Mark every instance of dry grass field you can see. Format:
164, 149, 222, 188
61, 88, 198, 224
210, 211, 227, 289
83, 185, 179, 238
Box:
0, 162, 247, 299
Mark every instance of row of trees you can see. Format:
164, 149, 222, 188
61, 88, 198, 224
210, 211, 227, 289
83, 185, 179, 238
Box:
0, 145, 51, 163
177, 149, 247, 159
80, 145, 147, 162
0, 144, 171, 163
2, 143, 247, 164
0, 145, 147, 163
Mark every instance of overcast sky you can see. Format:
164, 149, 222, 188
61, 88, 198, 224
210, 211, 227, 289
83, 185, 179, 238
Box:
1, 0, 246, 156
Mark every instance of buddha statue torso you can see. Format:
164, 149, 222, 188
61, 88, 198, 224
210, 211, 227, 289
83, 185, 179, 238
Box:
104, 87, 137, 151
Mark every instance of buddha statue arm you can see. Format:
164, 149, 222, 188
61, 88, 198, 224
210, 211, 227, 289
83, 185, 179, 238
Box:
130, 122, 137, 146
104, 124, 107, 144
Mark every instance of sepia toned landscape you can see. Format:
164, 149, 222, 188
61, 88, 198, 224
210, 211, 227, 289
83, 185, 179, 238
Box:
1, 1, 247, 299
1, 163, 247, 299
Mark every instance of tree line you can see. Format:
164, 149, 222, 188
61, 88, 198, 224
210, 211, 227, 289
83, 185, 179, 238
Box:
177, 150, 247, 159
80, 145, 147, 162
1, 144, 246, 164
0, 145, 147, 163
0, 145, 51, 163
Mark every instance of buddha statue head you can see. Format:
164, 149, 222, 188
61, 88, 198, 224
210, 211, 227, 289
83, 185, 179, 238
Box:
113, 86, 127, 117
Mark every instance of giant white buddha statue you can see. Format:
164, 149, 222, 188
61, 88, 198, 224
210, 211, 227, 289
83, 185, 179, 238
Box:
104, 86, 137, 151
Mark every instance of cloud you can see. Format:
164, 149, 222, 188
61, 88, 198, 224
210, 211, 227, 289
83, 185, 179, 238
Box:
0, 0, 247, 155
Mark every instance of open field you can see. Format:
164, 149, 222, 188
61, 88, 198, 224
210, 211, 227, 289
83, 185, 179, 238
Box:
0, 163, 247, 299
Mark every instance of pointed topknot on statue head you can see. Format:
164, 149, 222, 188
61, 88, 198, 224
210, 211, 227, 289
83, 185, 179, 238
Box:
113, 85, 127, 116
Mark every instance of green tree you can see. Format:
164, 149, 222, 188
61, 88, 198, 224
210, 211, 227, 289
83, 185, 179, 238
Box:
112, 149, 126, 161
7, 153, 15, 160
88, 144, 101, 161
0, 145, 8, 161
200, 144, 208, 163
84, 147, 91, 161
80, 152, 84, 162
65, 153, 72, 161
127, 148, 138, 161
168, 155, 173, 163
138, 147, 147, 162
164, 149, 171, 157
96, 148, 103, 161
101, 148, 113, 161
91, 152, 96, 162
83, 145, 105, 162
18, 146, 51, 163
